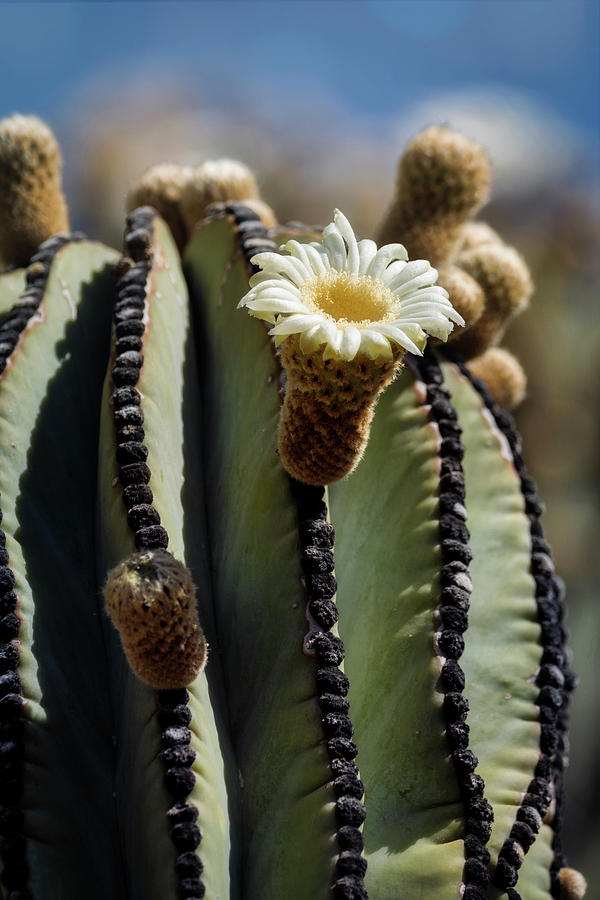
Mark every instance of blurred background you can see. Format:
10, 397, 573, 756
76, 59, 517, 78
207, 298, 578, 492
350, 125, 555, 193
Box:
1, 0, 598, 888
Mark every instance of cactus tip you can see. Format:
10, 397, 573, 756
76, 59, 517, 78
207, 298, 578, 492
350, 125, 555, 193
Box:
399, 125, 491, 220
558, 867, 587, 899
126, 163, 194, 251
180, 157, 261, 233
0, 114, 70, 267
468, 347, 527, 410
376, 125, 490, 265
104, 549, 207, 689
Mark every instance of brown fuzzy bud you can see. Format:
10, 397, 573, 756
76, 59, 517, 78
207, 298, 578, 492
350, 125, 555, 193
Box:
376, 126, 490, 266
126, 163, 194, 251
450, 243, 533, 358
278, 337, 403, 485
0, 115, 70, 267
468, 347, 527, 410
558, 867, 587, 899
436, 264, 484, 329
180, 158, 260, 233
458, 221, 502, 254
104, 550, 207, 689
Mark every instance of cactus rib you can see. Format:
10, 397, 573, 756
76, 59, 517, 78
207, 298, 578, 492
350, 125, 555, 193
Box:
108, 207, 205, 897
234, 205, 369, 898
449, 354, 574, 898
0, 232, 85, 898
408, 349, 495, 898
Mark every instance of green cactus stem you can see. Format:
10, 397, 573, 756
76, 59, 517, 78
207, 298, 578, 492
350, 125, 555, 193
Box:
0, 233, 118, 897
0, 115, 584, 900
97, 207, 231, 900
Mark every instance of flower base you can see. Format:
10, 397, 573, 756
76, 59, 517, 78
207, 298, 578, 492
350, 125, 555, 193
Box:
278, 335, 404, 485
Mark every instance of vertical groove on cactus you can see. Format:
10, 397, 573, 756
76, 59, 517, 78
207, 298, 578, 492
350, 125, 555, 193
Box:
108, 206, 205, 898
0, 232, 83, 899
450, 354, 574, 898
232, 204, 368, 898
409, 350, 493, 899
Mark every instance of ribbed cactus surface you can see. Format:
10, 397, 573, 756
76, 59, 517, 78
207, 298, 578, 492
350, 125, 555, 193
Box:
0, 115, 583, 900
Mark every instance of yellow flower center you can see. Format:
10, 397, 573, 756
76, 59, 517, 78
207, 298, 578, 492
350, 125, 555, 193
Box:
300, 271, 397, 327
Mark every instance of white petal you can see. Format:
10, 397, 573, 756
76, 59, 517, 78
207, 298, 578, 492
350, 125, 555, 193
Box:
323, 328, 344, 360
407, 316, 455, 339
300, 323, 325, 353
247, 272, 300, 291
359, 329, 393, 361
299, 320, 337, 353
303, 243, 330, 275
333, 209, 359, 274
269, 314, 322, 336
246, 297, 311, 316
357, 239, 378, 274
396, 289, 452, 309
373, 323, 423, 355
251, 253, 311, 287
366, 243, 408, 280
284, 240, 319, 274
339, 325, 362, 361
394, 299, 454, 317
322, 223, 347, 271
246, 285, 303, 301
380, 259, 408, 285
394, 274, 441, 297
388, 261, 437, 293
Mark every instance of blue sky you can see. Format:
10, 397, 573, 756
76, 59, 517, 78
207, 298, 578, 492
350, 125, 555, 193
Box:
1, 0, 598, 145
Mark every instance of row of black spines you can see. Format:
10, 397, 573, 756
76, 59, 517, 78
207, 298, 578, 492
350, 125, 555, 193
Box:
412, 351, 494, 900
157, 688, 205, 899
111, 210, 169, 553
453, 359, 574, 899
0, 233, 82, 375
114, 208, 204, 900
203, 202, 279, 271
0, 231, 83, 899
291, 481, 368, 900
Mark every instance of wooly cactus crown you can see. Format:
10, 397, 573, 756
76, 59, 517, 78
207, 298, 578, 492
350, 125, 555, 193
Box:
0, 114, 586, 900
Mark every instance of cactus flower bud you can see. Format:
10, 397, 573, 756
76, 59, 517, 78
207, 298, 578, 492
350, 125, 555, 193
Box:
104, 550, 207, 689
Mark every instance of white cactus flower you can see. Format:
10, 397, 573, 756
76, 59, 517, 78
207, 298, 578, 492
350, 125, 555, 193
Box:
238, 208, 464, 362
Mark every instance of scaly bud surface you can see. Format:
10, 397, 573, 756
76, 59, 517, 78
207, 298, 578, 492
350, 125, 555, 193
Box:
104, 549, 207, 689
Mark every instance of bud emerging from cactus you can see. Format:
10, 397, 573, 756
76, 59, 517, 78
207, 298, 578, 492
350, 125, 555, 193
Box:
450, 242, 533, 358
239, 208, 464, 484
376, 125, 490, 265
0, 114, 69, 266
104, 549, 207, 689
558, 867, 588, 899
126, 162, 195, 250
180, 158, 261, 232
469, 346, 527, 409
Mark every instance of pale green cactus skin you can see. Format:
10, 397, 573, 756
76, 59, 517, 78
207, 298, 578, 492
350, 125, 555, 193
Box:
0, 209, 572, 900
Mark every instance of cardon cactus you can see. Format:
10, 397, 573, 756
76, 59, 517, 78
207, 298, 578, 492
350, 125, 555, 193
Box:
0, 115, 586, 900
